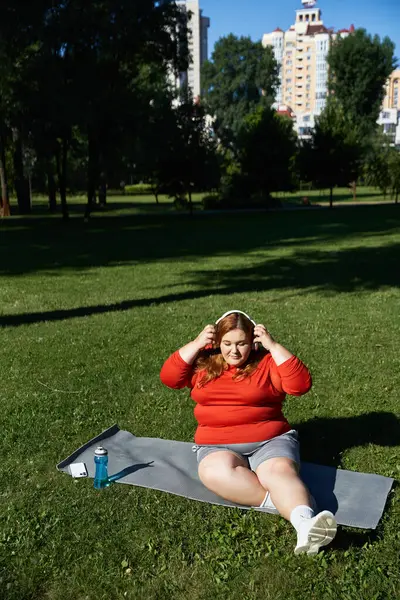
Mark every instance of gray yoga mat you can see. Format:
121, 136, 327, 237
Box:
57, 425, 394, 529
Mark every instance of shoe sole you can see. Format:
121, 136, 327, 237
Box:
294, 511, 337, 556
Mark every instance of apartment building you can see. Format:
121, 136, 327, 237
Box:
383, 69, 400, 111
262, 0, 352, 118
174, 0, 210, 98
263, 0, 399, 145
379, 69, 400, 145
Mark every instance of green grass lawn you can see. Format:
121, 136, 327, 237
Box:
274, 186, 391, 206
7, 185, 394, 218
1, 205, 400, 600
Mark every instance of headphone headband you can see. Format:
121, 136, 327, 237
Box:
215, 310, 256, 326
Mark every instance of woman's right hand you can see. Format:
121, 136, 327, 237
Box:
194, 325, 216, 351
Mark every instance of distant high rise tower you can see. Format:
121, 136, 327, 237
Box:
383, 70, 400, 110
262, 1, 352, 120
263, 0, 399, 144
175, 0, 210, 98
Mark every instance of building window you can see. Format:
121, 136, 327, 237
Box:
306, 75, 311, 80
383, 123, 396, 134
306, 84, 311, 90
306, 102, 310, 108
286, 60, 292, 65
304, 115, 310, 122
312, 14, 316, 22
286, 78, 292, 83
287, 69, 292, 74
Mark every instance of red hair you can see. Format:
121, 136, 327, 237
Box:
195, 312, 266, 387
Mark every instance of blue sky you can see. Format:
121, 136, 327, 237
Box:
200, 0, 400, 63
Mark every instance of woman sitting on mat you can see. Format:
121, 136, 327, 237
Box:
160, 310, 337, 555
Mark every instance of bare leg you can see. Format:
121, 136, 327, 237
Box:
198, 451, 267, 506
200, 454, 337, 555
256, 457, 312, 520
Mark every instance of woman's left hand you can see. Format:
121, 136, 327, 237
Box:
254, 324, 275, 351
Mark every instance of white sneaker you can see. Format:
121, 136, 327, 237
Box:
294, 510, 337, 556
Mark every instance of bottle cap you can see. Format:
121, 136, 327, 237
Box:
95, 446, 108, 456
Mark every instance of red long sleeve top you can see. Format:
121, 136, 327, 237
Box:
160, 351, 312, 445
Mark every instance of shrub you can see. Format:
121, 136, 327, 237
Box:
124, 184, 153, 195
173, 196, 189, 210
201, 193, 221, 210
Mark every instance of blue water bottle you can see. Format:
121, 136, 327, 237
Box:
94, 446, 110, 489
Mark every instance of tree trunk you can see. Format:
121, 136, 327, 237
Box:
188, 187, 193, 216
85, 133, 98, 220
47, 167, 57, 212
98, 173, 107, 207
153, 189, 159, 204
329, 187, 333, 208
13, 130, 31, 214
98, 185, 106, 206
350, 181, 357, 201
56, 138, 69, 220
0, 132, 10, 217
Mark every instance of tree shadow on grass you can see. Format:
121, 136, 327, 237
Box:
295, 412, 400, 468
0, 204, 399, 277
181, 243, 400, 295
294, 412, 399, 550
1, 241, 399, 327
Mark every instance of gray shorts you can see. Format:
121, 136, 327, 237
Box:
193, 429, 300, 472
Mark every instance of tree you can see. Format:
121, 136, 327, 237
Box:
43, 0, 189, 220
0, 124, 10, 217
156, 91, 220, 214
328, 29, 396, 136
364, 136, 392, 199
388, 150, 400, 204
234, 106, 297, 205
298, 100, 363, 208
367, 142, 400, 203
0, 0, 190, 219
202, 35, 279, 147
0, 1, 49, 215
126, 68, 179, 204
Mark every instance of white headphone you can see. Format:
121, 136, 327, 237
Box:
215, 310, 256, 326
